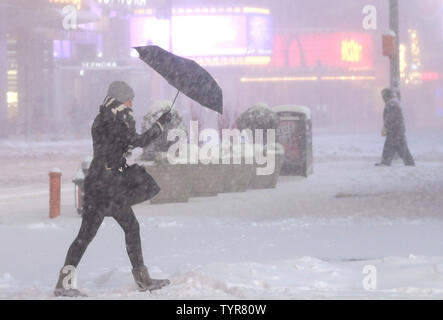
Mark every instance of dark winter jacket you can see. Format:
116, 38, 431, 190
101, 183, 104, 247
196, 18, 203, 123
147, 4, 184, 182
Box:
383, 98, 406, 137
84, 96, 162, 209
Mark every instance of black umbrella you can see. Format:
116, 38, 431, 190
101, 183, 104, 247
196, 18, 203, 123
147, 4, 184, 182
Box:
134, 45, 223, 114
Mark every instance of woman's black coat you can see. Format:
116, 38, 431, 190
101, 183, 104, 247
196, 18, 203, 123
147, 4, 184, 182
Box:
84, 97, 162, 213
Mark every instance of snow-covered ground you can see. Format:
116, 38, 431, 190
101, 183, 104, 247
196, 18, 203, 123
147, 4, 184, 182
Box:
1, 129, 443, 299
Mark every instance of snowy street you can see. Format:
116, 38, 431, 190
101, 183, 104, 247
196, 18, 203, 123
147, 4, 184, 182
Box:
1, 130, 443, 299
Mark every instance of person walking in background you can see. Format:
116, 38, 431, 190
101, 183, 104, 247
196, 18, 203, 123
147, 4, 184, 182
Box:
376, 88, 415, 167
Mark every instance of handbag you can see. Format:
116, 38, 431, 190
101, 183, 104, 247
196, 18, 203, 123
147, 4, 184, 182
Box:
116, 164, 161, 206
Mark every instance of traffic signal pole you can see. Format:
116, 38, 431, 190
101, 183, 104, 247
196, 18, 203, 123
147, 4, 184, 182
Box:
389, 0, 401, 96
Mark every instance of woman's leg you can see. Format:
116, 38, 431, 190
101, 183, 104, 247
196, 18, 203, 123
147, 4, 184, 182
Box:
112, 205, 170, 292
112, 206, 144, 268
64, 209, 105, 267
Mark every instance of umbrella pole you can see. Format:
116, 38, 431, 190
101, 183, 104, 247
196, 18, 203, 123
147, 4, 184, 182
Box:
169, 90, 180, 112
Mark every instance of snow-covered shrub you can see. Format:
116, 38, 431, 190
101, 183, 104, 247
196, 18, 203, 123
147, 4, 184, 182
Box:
139, 100, 186, 162
236, 103, 279, 132
236, 103, 279, 144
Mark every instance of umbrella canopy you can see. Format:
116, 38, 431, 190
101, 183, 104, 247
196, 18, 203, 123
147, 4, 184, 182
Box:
134, 45, 223, 114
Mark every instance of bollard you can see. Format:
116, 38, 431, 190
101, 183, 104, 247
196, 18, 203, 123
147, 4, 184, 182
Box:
49, 168, 62, 219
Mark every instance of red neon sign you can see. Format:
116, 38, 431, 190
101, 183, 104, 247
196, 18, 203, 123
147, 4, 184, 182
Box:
272, 32, 374, 71
421, 72, 440, 81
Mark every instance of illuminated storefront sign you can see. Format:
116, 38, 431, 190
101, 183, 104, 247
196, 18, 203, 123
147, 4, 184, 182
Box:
53, 40, 72, 59
130, 17, 170, 51
81, 61, 118, 69
171, 11, 272, 58
240, 75, 376, 83
195, 56, 271, 67
133, 8, 154, 15
95, 0, 148, 9
272, 33, 374, 71
172, 15, 248, 57
172, 7, 271, 15
421, 72, 440, 81
7, 91, 18, 105
6, 35, 18, 114
48, 0, 82, 10
403, 29, 423, 84
130, 7, 272, 66
341, 40, 363, 62
400, 43, 407, 78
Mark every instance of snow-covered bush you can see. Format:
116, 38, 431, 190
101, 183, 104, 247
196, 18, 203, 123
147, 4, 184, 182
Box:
236, 103, 279, 132
236, 103, 279, 144
139, 100, 186, 162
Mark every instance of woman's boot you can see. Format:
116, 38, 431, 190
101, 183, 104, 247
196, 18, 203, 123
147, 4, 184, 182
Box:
54, 267, 86, 297
132, 265, 170, 292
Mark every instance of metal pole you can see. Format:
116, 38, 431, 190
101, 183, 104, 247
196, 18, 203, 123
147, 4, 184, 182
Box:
0, 31, 7, 137
389, 0, 401, 96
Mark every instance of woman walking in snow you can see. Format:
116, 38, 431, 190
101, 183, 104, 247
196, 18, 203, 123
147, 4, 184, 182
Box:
54, 81, 172, 297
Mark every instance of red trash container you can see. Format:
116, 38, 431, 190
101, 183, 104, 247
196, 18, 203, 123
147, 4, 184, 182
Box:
273, 105, 313, 177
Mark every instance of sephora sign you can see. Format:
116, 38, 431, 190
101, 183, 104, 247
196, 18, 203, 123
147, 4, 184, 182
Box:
95, 0, 148, 9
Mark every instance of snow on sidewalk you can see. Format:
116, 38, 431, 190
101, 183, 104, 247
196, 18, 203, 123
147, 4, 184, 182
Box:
0, 129, 443, 299
2, 215, 443, 299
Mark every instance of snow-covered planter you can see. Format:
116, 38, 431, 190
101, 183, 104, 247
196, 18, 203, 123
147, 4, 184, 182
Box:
138, 148, 221, 202
248, 143, 285, 190
218, 144, 255, 193
187, 162, 221, 197
222, 164, 255, 193
138, 161, 191, 204
139, 100, 186, 162
173, 148, 221, 198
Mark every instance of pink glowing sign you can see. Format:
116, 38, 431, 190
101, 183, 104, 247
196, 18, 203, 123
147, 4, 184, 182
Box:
171, 15, 248, 57
130, 17, 171, 51
272, 32, 374, 70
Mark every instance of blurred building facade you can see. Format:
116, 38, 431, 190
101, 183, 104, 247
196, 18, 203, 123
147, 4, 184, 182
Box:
249, 0, 443, 129
0, 0, 442, 139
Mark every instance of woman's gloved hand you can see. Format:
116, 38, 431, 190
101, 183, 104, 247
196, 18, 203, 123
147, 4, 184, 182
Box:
157, 111, 172, 126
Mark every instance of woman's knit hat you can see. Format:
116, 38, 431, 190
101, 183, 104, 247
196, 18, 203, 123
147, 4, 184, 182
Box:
107, 81, 135, 103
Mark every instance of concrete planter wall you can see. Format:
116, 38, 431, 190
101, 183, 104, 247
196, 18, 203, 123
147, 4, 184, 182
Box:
185, 164, 220, 198
219, 162, 255, 193
139, 161, 190, 204
248, 153, 285, 190
137, 146, 284, 204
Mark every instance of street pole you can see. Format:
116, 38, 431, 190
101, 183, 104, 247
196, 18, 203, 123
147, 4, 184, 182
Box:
389, 0, 401, 97
0, 30, 7, 137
